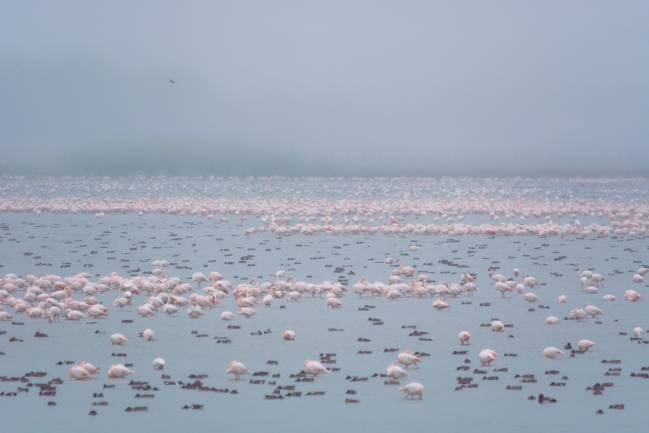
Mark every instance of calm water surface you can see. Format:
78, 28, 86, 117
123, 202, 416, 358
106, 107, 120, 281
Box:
1, 179, 648, 433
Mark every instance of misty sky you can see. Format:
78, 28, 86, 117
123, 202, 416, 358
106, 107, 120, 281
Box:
2, 1, 648, 176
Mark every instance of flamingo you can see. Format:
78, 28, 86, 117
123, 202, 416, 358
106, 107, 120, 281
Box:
432, 298, 450, 310
238, 307, 256, 318
491, 320, 505, 332
304, 359, 329, 376
577, 339, 596, 352
225, 360, 248, 380
458, 330, 471, 345
142, 328, 155, 341
153, 358, 166, 370
545, 316, 560, 325
397, 351, 420, 368
479, 349, 497, 366
585, 304, 603, 317
192, 272, 207, 288
523, 292, 538, 303
107, 364, 134, 378
624, 290, 641, 302
326, 297, 342, 308
386, 364, 408, 383
110, 333, 128, 345
569, 308, 587, 320
399, 382, 424, 399
543, 347, 564, 359
79, 361, 99, 376
69, 365, 92, 380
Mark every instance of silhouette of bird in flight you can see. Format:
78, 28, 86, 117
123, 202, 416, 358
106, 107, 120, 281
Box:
168, 78, 175, 84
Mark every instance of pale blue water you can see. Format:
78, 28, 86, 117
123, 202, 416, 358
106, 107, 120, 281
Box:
1, 179, 649, 433
2, 175, 649, 201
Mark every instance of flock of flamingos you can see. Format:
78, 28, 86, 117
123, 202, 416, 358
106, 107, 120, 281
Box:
2, 176, 649, 238
1, 177, 648, 425
1, 260, 646, 402
1, 195, 649, 237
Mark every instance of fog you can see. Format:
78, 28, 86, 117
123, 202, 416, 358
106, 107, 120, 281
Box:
2, 1, 648, 176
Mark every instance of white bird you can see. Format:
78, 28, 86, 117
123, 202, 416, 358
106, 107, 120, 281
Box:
624, 290, 641, 302
633, 327, 643, 338
192, 272, 207, 286
639, 267, 649, 276
238, 307, 256, 318
458, 330, 471, 345
153, 358, 166, 370
220, 310, 234, 321
110, 333, 128, 345
495, 281, 511, 297
78, 361, 99, 376
386, 364, 408, 382
545, 316, 559, 325
491, 320, 505, 332
432, 298, 450, 310
187, 305, 203, 318
225, 360, 248, 380
326, 297, 342, 308
304, 359, 329, 376
162, 304, 178, 315
569, 308, 587, 320
399, 382, 424, 399
523, 292, 538, 303
69, 365, 92, 380
142, 328, 155, 341
67, 310, 85, 320
585, 304, 603, 317
577, 339, 596, 352
479, 349, 497, 366
107, 364, 134, 378
282, 330, 296, 340
523, 276, 538, 287
543, 347, 564, 359
397, 351, 420, 368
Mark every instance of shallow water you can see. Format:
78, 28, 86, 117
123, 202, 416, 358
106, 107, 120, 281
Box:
1, 179, 649, 433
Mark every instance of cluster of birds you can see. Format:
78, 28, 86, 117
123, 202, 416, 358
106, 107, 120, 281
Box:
1, 259, 647, 403
3, 177, 649, 239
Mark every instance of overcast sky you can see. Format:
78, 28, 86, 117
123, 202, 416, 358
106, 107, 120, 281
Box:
1, 1, 648, 176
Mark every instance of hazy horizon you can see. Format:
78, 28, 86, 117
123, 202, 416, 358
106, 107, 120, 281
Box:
2, 1, 649, 176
